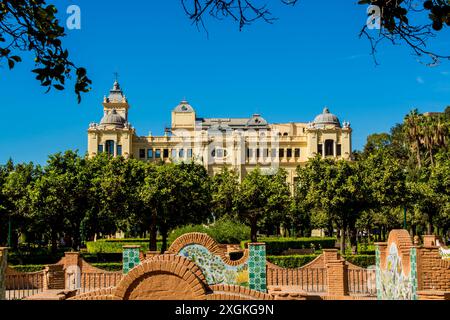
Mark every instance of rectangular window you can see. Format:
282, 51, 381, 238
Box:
155, 149, 161, 158
264, 149, 269, 157
106, 140, 115, 156
117, 145, 122, 156
171, 149, 177, 158
147, 149, 153, 159
279, 148, 285, 158
139, 149, 145, 159
179, 149, 184, 158
271, 148, 277, 158
187, 149, 193, 158
318, 144, 323, 156
295, 148, 300, 158
337, 144, 342, 156
287, 148, 292, 158
256, 148, 260, 158
98, 145, 103, 153
163, 149, 169, 158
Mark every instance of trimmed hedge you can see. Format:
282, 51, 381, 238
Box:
168, 218, 250, 245
91, 262, 122, 271
344, 255, 376, 268
9, 264, 46, 273
81, 253, 122, 263
267, 255, 319, 268
241, 237, 336, 255
86, 240, 162, 253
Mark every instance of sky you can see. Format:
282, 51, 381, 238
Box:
1, 0, 449, 165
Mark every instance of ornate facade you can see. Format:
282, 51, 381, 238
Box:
87, 81, 352, 185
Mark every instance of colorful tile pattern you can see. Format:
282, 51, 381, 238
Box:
248, 243, 267, 293
376, 243, 417, 300
375, 246, 382, 300
179, 244, 248, 287
122, 246, 140, 274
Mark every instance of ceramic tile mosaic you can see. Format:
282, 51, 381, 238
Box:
122, 246, 141, 274
377, 243, 416, 300
248, 243, 267, 293
375, 246, 382, 300
179, 244, 248, 286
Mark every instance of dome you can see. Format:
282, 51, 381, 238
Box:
247, 114, 268, 126
173, 100, 195, 113
100, 109, 126, 127
312, 107, 341, 128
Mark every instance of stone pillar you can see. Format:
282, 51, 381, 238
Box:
123, 245, 141, 275
248, 243, 267, 293
0, 248, 7, 300
326, 259, 348, 296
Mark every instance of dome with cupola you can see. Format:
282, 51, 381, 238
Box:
173, 99, 195, 113
100, 109, 126, 127
312, 107, 341, 128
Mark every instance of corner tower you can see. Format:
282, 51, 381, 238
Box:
87, 80, 135, 158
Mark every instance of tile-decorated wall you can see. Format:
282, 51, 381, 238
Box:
179, 244, 249, 287
122, 246, 141, 274
439, 247, 450, 260
0, 248, 6, 300
248, 243, 267, 293
376, 242, 417, 300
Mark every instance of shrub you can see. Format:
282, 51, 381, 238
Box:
344, 255, 376, 268
9, 264, 46, 272
241, 237, 336, 255
91, 262, 122, 271
81, 253, 122, 263
168, 217, 250, 245
267, 255, 319, 268
86, 240, 158, 253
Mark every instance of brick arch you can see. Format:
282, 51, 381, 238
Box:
386, 229, 414, 275
113, 254, 208, 300
167, 232, 249, 266
207, 284, 274, 300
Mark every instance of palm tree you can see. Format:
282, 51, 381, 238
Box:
404, 109, 423, 168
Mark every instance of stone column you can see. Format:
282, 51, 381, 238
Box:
326, 259, 348, 296
248, 243, 267, 293
123, 245, 141, 275
0, 248, 7, 300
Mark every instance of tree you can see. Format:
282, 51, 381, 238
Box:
210, 167, 240, 219
235, 168, 291, 242
2, 161, 42, 249
0, 0, 91, 102
141, 162, 211, 252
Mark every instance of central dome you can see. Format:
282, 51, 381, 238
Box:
312, 107, 341, 128
100, 109, 126, 127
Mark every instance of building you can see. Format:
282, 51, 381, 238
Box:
87, 81, 352, 185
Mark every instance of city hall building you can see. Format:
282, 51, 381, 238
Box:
88, 81, 352, 185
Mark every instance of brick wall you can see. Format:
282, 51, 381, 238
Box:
0, 248, 6, 300
417, 246, 450, 291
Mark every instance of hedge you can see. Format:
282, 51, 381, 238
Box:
267, 254, 375, 268
344, 255, 376, 268
81, 253, 122, 263
9, 264, 46, 273
85, 240, 161, 253
91, 262, 122, 271
267, 255, 319, 268
168, 218, 250, 245
241, 237, 336, 255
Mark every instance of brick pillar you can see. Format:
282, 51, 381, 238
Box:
64, 252, 81, 290
248, 243, 267, 293
123, 245, 141, 274
322, 249, 339, 264
0, 248, 7, 300
423, 235, 438, 247
326, 259, 348, 296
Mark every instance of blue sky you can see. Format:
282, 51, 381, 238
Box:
1, 0, 449, 165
